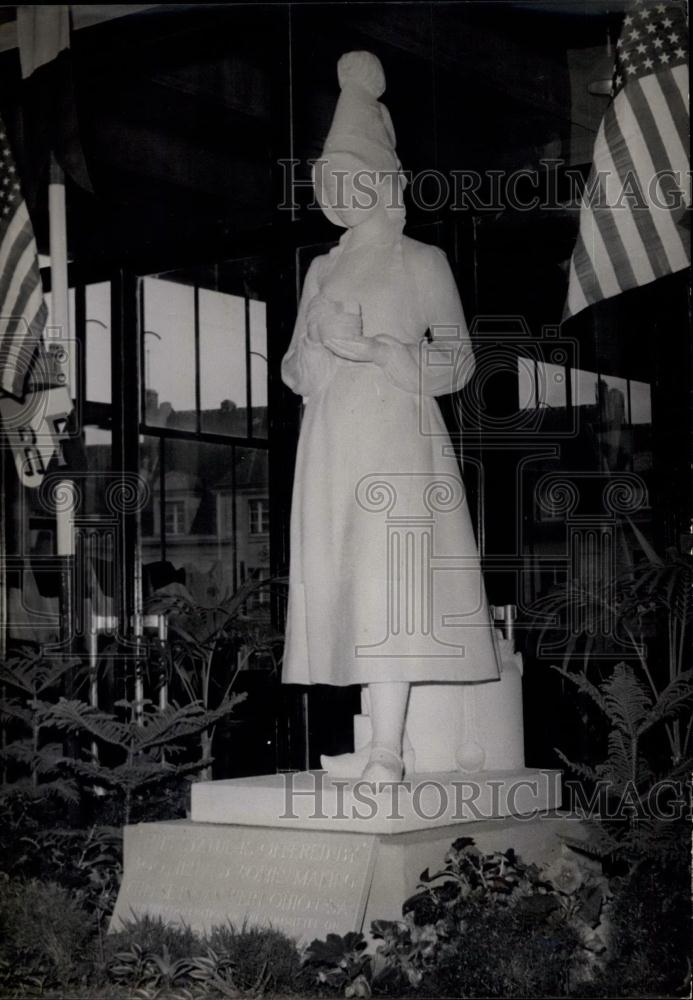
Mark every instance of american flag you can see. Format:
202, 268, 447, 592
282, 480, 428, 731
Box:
0, 113, 47, 400
564, 0, 690, 320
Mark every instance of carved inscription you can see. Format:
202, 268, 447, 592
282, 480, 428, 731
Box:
111, 821, 378, 942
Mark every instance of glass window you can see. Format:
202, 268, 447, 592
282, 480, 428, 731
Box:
250, 298, 268, 438
538, 362, 567, 409
517, 356, 535, 410
570, 367, 599, 409
142, 277, 196, 427
518, 358, 567, 410
199, 288, 247, 434
142, 262, 268, 441
86, 282, 112, 404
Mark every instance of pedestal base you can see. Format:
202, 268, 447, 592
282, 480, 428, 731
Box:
111, 769, 569, 945
190, 768, 561, 834
110, 811, 580, 946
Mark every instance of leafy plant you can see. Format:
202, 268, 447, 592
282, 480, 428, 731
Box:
303, 931, 370, 993
145, 574, 284, 779
0, 645, 82, 809
552, 661, 692, 861
46, 693, 246, 824
530, 536, 692, 863
0, 876, 95, 992
302, 839, 607, 997
104, 916, 299, 999
532, 538, 693, 762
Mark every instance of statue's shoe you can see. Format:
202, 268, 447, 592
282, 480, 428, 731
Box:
360, 744, 405, 782
320, 736, 415, 778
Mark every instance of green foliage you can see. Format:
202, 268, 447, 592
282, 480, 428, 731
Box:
206, 923, 302, 993
581, 842, 691, 998
0, 876, 95, 993
2, 824, 122, 920
0, 645, 82, 810
303, 838, 609, 997
533, 543, 693, 767
553, 660, 692, 862
302, 931, 370, 993
104, 916, 301, 998
50, 694, 246, 824
0, 644, 246, 826
146, 575, 284, 780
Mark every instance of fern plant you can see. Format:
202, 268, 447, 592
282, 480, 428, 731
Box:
48, 693, 246, 825
0, 646, 82, 810
530, 532, 693, 865
145, 573, 284, 779
553, 661, 692, 862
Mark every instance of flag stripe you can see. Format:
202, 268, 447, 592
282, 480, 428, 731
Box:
0, 236, 42, 330
0, 219, 34, 313
600, 139, 656, 286
572, 231, 606, 304
630, 76, 685, 182
0, 112, 47, 400
605, 98, 671, 279
0, 201, 31, 287
7, 255, 45, 337
566, 257, 589, 317
613, 89, 688, 272
653, 64, 690, 162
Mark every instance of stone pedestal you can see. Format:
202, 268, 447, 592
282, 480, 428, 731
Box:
111, 768, 565, 944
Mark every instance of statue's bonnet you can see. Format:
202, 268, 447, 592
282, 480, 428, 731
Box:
313, 51, 407, 228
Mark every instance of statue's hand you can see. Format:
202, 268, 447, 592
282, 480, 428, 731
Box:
306, 296, 362, 345
324, 334, 399, 365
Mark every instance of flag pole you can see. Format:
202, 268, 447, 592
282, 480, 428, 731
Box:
48, 155, 69, 355
48, 153, 75, 653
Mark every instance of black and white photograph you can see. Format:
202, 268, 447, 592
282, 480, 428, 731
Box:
0, 2, 690, 997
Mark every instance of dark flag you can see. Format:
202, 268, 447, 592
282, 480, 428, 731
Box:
16, 5, 92, 210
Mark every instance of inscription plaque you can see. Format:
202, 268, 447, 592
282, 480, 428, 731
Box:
110, 821, 378, 944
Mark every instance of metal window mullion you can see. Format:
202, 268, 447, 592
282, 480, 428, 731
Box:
160, 435, 166, 564
194, 285, 201, 435
231, 443, 238, 591
245, 296, 252, 439
75, 282, 86, 410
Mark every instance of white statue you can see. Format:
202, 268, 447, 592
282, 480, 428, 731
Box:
281, 52, 521, 782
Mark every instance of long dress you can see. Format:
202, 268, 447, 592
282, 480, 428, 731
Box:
281, 227, 502, 687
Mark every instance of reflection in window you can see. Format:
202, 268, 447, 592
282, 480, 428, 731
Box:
140, 438, 268, 607
248, 497, 269, 534
164, 499, 186, 536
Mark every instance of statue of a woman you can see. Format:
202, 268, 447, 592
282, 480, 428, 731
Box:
281, 52, 501, 782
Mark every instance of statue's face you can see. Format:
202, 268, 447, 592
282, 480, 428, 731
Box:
331, 171, 387, 228
316, 155, 405, 229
